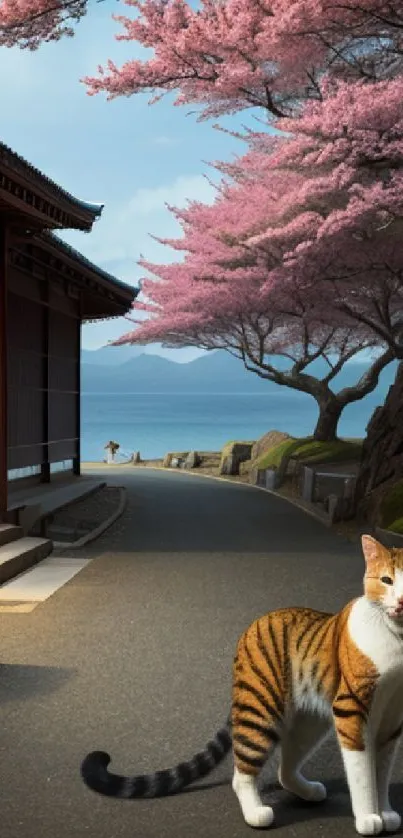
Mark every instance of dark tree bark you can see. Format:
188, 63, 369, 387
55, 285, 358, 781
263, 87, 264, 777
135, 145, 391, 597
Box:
313, 397, 345, 442
239, 346, 395, 444
355, 362, 403, 524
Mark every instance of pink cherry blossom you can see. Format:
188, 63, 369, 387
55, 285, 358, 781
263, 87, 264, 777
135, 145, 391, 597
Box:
84, 0, 403, 119
0, 0, 86, 48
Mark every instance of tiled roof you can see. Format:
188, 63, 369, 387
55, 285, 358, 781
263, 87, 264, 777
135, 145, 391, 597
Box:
0, 140, 104, 218
41, 231, 139, 298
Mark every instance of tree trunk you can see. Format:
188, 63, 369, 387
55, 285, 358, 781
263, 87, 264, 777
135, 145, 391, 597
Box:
355, 361, 403, 524
313, 397, 344, 442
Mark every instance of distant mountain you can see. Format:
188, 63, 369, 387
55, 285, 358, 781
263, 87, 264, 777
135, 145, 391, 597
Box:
81, 350, 272, 393
81, 345, 205, 366
82, 346, 145, 366
81, 349, 398, 396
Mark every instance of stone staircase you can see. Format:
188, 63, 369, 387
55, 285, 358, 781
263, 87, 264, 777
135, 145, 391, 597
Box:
0, 524, 52, 587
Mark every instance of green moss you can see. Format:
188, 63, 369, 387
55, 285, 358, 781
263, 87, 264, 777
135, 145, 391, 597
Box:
380, 480, 403, 529
387, 517, 403, 535
291, 439, 363, 464
254, 437, 298, 470
254, 437, 362, 471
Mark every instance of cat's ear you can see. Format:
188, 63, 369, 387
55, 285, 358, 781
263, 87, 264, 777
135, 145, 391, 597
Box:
361, 534, 386, 567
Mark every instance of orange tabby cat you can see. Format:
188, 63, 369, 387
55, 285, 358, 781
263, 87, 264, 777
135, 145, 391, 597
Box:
81, 535, 403, 836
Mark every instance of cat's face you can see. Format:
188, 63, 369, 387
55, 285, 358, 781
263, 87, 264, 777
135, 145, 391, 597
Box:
362, 535, 403, 623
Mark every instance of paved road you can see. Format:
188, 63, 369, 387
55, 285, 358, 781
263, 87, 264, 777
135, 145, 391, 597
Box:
1, 468, 401, 838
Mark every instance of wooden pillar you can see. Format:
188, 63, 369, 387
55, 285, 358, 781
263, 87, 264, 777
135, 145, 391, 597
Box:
40, 279, 50, 483
73, 304, 81, 476
0, 224, 8, 519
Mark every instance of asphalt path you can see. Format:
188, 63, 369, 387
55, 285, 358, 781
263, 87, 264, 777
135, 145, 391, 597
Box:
1, 468, 401, 838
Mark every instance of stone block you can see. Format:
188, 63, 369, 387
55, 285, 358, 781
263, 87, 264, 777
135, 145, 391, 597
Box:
264, 469, 279, 490
219, 442, 254, 476
302, 467, 315, 502
184, 451, 201, 469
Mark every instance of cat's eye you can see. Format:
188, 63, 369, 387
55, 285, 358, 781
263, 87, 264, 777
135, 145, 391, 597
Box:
380, 575, 393, 585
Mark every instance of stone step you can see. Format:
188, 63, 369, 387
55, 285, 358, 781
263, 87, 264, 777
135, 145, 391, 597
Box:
0, 537, 53, 587
0, 523, 23, 547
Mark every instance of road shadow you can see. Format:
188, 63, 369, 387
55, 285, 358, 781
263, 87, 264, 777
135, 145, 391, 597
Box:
0, 663, 75, 705
181, 775, 403, 833
265, 777, 403, 831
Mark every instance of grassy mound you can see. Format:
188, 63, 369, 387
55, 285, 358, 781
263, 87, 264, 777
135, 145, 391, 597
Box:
251, 430, 291, 462
254, 437, 299, 470
380, 480, 403, 533
291, 439, 363, 464
254, 437, 363, 472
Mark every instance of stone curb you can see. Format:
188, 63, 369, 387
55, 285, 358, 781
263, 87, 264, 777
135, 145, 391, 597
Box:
144, 465, 348, 534
52, 486, 127, 549
159, 468, 401, 546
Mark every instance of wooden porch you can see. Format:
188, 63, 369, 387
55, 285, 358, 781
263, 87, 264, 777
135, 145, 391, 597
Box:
0, 141, 137, 521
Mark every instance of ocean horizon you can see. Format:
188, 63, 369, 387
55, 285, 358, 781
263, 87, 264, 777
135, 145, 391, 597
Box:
80, 389, 383, 462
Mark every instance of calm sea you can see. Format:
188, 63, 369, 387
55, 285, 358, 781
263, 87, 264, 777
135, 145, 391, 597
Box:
81, 390, 383, 462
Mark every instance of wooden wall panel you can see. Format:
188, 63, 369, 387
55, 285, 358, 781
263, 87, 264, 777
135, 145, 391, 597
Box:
48, 311, 79, 464
7, 292, 45, 469
9, 266, 42, 304
7, 287, 80, 474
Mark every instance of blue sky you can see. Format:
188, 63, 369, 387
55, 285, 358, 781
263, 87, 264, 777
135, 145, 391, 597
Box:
0, 0, 246, 359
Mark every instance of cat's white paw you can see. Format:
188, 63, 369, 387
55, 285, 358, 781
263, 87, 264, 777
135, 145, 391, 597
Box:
355, 814, 384, 836
278, 770, 326, 802
244, 805, 274, 828
233, 769, 274, 829
303, 781, 327, 802
382, 810, 401, 833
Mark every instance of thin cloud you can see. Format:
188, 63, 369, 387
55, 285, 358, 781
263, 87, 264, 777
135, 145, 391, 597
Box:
62, 173, 216, 268
152, 136, 180, 147
127, 174, 215, 215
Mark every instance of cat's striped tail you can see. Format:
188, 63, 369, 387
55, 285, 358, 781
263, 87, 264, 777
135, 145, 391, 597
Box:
80, 718, 232, 798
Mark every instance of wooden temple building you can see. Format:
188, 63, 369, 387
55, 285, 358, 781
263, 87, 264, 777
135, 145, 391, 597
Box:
0, 141, 137, 521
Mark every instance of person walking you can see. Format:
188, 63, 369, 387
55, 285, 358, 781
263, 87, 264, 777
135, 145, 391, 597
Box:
104, 440, 120, 464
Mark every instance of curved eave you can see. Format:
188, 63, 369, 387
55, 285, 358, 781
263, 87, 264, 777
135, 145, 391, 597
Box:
37, 232, 139, 320
46, 233, 136, 297
0, 141, 104, 232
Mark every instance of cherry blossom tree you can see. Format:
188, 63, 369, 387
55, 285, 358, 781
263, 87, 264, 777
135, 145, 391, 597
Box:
84, 0, 403, 119
0, 0, 87, 48
112, 75, 403, 441
120, 265, 394, 441
4, 0, 401, 113
3, 0, 402, 101
233, 78, 403, 358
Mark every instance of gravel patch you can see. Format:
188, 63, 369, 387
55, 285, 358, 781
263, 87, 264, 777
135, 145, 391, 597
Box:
45, 485, 123, 544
